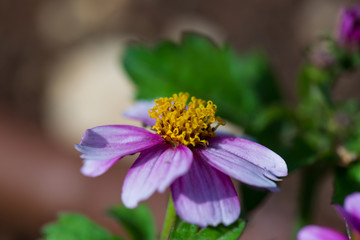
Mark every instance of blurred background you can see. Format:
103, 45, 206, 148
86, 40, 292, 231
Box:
1, 0, 359, 239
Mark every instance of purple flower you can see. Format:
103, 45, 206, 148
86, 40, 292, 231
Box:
297, 192, 360, 240
76, 93, 287, 227
338, 5, 360, 49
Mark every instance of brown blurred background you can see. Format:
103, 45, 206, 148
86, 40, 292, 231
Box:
0, 0, 359, 239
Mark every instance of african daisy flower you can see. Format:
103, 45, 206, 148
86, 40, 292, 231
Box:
297, 192, 360, 240
76, 93, 287, 227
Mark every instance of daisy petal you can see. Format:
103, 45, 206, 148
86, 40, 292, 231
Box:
123, 100, 156, 126
208, 136, 287, 177
171, 153, 240, 227
75, 125, 163, 160
75, 125, 163, 177
122, 144, 193, 208
197, 147, 279, 191
297, 225, 348, 240
80, 157, 119, 177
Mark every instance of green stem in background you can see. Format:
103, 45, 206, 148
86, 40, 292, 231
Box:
292, 165, 327, 240
160, 196, 177, 240
319, 83, 335, 110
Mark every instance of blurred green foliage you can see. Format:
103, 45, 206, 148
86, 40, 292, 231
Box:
108, 204, 156, 240
42, 213, 122, 240
42, 204, 156, 240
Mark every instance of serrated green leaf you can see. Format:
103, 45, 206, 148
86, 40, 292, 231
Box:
169, 217, 245, 240
107, 204, 156, 240
195, 219, 246, 240
122, 32, 281, 130
169, 220, 198, 240
333, 162, 360, 204
41, 213, 122, 240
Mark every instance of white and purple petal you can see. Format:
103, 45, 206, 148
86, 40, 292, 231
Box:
297, 225, 348, 240
208, 136, 287, 177
122, 144, 193, 208
171, 153, 240, 227
75, 125, 163, 177
76, 125, 163, 160
123, 100, 156, 126
197, 144, 280, 191
80, 157, 120, 177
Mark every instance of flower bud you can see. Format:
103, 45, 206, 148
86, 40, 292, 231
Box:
338, 5, 360, 49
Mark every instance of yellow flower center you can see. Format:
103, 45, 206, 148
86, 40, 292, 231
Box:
149, 92, 225, 147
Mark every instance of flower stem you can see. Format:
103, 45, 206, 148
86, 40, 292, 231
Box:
160, 195, 177, 240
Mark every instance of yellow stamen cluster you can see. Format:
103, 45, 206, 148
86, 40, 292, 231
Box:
149, 92, 226, 147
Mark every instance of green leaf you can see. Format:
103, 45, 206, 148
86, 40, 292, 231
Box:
107, 204, 156, 240
123, 32, 281, 130
169, 220, 198, 240
195, 220, 246, 240
333, 161, 360, 205
169, 217, 245, 240
42, 213, 122, 240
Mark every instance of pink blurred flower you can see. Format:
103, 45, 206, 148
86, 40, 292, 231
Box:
338, 5, 360, 49
76, 93, 287, 227
298, 192, 360, 240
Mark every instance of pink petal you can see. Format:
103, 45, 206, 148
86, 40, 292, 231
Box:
197, 146, 279, 191
80, 157, 119, 177
209, 136, 287, 177
121, 144, 193, 208
171, 153, 240, 227
297, 226, 348, 240
334, 204, 358, 237
76, 125, 162, 160
123, 100, 156, 126
75, 125, 163, 177
344, 192, 360, 232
